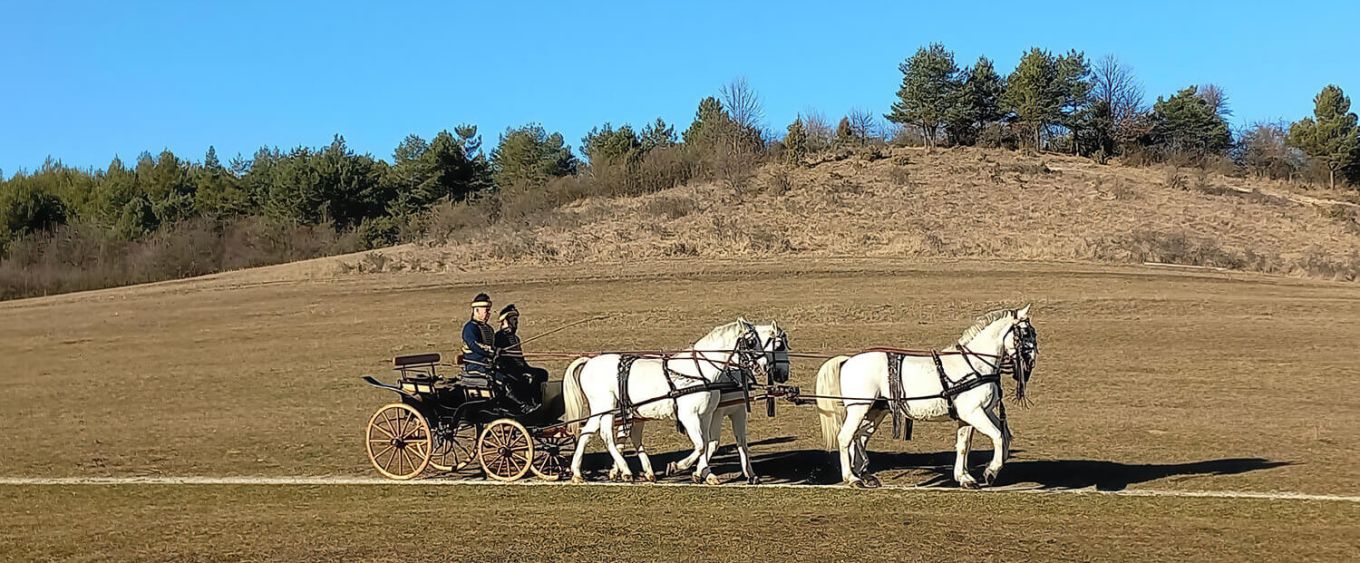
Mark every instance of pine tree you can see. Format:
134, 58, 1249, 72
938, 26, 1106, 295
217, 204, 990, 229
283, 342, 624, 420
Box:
784, 117, 809, 165
1148, 86, 1232, 157
490, 124, 577, 188
1055, 50, 1093, 154
195, 146, 249, 218
1003, 48, 1061, 149
641, 117, 677, 151
1288, 85, 1360, 189
886, 43, 962, 147
143, 149, 196, 225
581, 123, 643, 165
946, 56, 1006, 146
682, 97, 729, 149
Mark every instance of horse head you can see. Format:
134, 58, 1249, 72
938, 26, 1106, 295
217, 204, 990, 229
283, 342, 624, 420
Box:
959, 305, 1039, 403
1003, 305, 1039, 402
728, 318, 792, 384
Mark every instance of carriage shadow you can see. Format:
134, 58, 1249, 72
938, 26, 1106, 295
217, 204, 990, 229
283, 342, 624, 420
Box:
692, 441, 1288, 490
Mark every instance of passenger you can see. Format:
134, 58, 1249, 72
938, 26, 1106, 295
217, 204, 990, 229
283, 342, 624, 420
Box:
494, 304, 549, 405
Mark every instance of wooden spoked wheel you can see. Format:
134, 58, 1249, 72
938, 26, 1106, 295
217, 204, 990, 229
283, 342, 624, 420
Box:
530, 430, 576, 481
428, 422, 478, 473
477, 419, 533, 482
365, 403, 432, 480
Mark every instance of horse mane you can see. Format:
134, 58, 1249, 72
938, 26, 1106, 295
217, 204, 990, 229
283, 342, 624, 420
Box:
692, 320, 746, 349
956, 308, 1014, 346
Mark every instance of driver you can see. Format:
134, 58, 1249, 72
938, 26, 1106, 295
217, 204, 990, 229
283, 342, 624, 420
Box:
460, 293, 534, 413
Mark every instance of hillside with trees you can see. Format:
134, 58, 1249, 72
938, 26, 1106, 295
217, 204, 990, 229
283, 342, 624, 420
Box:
2, 43, 1357, 299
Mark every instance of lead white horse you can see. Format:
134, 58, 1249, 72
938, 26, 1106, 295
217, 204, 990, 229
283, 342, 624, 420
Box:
816, 306, 1038, 488
563, 320, 789, 484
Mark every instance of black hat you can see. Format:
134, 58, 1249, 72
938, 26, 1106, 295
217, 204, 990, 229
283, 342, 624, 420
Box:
471, 293, 492, 308
498, 304, 519, 322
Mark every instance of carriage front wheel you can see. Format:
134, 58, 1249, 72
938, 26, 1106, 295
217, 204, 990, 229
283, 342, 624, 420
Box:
428, 422, 478, 473
365, 403, 432, 480
478, 419, 534, 481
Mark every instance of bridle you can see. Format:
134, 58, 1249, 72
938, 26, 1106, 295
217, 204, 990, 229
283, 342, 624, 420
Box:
732, 322, 790, 413
956, 318, 1038, 398
734, 322, 788, 384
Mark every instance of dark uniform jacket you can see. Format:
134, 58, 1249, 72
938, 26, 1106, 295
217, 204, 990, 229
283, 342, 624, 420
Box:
494, 328, 528, 370
461, 319, 496, 374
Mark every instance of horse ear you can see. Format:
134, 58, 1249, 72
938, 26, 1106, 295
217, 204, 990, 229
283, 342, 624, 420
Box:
1016, 304, 1031, 320
737, 316, 748, 325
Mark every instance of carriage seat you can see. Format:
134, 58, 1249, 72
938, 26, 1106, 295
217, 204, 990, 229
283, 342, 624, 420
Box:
394, 353, 441, 367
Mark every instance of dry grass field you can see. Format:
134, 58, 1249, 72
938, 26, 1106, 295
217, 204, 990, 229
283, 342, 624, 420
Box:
2, 257, 1359, 560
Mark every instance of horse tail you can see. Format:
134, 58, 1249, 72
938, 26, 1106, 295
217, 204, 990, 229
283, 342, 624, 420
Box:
562, 356, 591, 434
816, 355, 851, 451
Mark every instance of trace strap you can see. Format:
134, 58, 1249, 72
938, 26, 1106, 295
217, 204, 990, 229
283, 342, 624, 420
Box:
886, 352, 912, 441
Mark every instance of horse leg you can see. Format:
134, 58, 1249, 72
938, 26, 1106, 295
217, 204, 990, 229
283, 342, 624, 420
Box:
837, 403, 873, 487
952, 422, 979, 489
675, 410, 715, 484
854, 408, 888, 487
597, 413, 633, 482
960, 406, 1008, 487
730, 409, 758, 485
569, 415, 602, 483
698, 410, 722, 485
667, 430, 705, 477
629, 420, 656, 482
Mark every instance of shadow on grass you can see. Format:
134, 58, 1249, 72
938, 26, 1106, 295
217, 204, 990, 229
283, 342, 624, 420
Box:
547, 436, 1289, 491
706, 438, 1290, 490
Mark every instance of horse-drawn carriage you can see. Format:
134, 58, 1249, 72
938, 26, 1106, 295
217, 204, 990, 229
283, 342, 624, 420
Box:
361, 353, 576, 481
360, 308, 1038, 488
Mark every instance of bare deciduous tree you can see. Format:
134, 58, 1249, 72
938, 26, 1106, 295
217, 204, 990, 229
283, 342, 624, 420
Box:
720, 77, 765, 133
1197, 83, 1232, 119
847, 108, 878, 145
1092, 55, 1145, 125
1237, 120, 1303, 180
802, 108, 834, 151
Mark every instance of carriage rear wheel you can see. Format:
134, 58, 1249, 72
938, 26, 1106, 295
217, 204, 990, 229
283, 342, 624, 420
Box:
365, 403, 432, 480
428, 422, 478, 473
477, 419, 534, 481
530, 430, 576, 481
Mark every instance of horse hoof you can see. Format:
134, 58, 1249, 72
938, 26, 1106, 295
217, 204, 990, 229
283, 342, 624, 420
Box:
608, 469, 619, 481
983, 470, 999, 487
848, 479, 869, 489
643, 473, 657, 483
705, 474, 722, 486
691, 472, 704, 484
958, 476, 980, 490
746, 476, 762, 486
570, 475, 585, 484
861, 474, 882, 488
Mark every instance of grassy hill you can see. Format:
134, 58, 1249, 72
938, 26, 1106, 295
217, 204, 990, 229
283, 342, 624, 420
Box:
349, 147, 1360, 281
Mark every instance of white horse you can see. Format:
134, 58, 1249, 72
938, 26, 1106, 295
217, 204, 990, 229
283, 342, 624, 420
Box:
625, 339, 790, 485
816, 305, 1038, 488
563, 320, 789, 484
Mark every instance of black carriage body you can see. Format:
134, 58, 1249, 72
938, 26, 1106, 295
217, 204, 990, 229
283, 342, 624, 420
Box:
368, 353, 566, 431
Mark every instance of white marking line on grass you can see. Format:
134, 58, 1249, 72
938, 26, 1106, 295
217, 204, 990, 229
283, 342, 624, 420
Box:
0, 476, 1356, 502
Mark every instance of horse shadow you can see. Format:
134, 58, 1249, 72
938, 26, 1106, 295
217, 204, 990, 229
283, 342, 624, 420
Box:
701, 440, 1290, 490
582, 436, 1288, 490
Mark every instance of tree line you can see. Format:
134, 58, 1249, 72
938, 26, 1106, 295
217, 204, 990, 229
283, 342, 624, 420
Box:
867, 43, 1357, 187
1, 42, 1357, 298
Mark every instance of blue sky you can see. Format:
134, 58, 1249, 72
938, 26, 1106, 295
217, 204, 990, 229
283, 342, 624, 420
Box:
2, 0, 1356, 175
